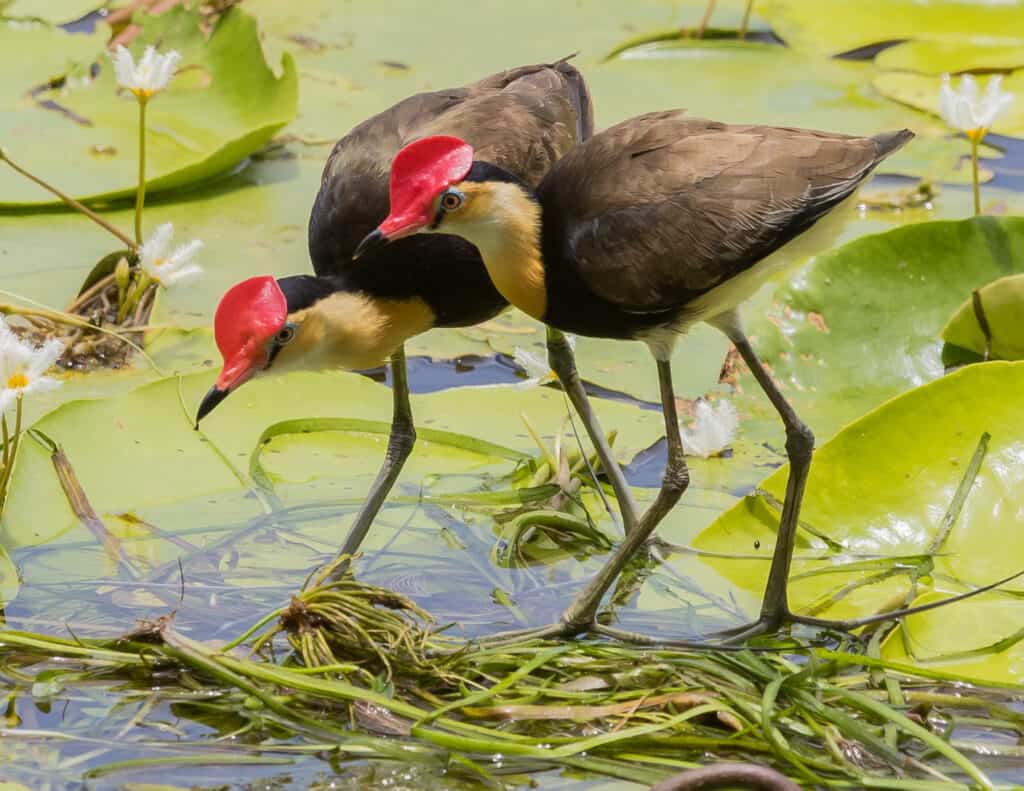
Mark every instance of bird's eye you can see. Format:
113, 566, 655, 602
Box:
274, 324, 296, 345
440, 189, 463, 211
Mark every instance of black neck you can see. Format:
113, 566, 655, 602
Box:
465, 161, 536, 196
278, 274, 339, 313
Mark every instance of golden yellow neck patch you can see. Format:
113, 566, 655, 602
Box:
274, 292, 435, 373
449, 181, 547, 321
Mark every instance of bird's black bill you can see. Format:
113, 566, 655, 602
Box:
195, 386, 230, 428
353, 228, 386, 260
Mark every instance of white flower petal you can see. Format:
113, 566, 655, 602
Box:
113, 45, 137, 90
160, 264, 204, 287
0, 389, 16, 415
168, 238, 203, 268
112, 45, 180, 95
681, 400, 738, 458
139, 222, 174, 272
154, 49, 182, 92
25, 338, 64, 379
938, 73, 1014, 133
513, 346, 554, 382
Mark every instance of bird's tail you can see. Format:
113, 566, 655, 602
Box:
552, 55, 595, 143
872, 128, 915, 158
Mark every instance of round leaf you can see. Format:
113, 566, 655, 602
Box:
758, 0, 1024, 56
740, 217, 1024, 438
875, 39, 1024, 75
881, 590, 1024, 685
0, 6, 298, 207
942, 273, 1024, 361
694, 361, 1024, 626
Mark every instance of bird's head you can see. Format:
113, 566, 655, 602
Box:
195, 275, 297, 425
195, 274, 434, 426
355, 135, 527, 259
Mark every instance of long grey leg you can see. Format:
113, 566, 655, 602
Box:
546, 327, 641, 533
559, 357, 689, 632
711, 311, 813, 630
335, 345, 416, 566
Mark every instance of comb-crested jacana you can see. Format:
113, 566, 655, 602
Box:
193, 60, 645, 563
357, 112, 917, 641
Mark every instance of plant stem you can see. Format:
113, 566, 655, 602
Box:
970, 134, 981, 216
1, 413, 8, 470
135, 97, 149, 245
0, 151, 135, 250
0, 396, 23, 514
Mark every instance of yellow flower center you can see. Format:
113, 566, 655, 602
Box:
6, 372, 29, 390
153, 256, 166, 268
966, 128, 987, 143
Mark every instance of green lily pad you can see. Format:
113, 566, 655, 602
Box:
0, 5, 298, 207
758, 0, 1024, 56
942, 274, 1024, 361
0, 19, 103, 82
874, 70, 1024, 138
1, 369, 664, 550
693, 361, 1024, 631
0, 542, 17, 607
0, 0, 103, 24
881, 590, 1024, 685
875, 39, 1024, 75
739, 217, 1024, 439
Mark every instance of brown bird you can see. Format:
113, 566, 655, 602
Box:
356, 112, 914, 640
193, 60, 640, 564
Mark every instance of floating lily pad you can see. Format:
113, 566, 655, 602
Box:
0, 19, 102, 81
1, 369, 664, 549
874, 70, 1024, 138
875, 39, 1024, 75
941, 273, 1024, 361
881, 590, 1024, 685
758, 0, 1024, 56
0, 6, 298, 207
693, 361, 1024, 632
739, 217, 1024, 439
0, 0, 103, 24
0, 542, 17, 606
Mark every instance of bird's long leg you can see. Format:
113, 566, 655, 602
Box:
557, 357, 690, 633
709, 312, 813, 639
546, 327, 641, 533
333, 345, 416, 573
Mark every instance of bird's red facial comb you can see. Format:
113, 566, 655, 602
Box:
212, 275, 287, 391
379, 136, 475, 238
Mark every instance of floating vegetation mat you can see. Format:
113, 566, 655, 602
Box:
2, 562, 1023, 789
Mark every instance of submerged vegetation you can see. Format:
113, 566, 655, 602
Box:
0, 0, 1023, 788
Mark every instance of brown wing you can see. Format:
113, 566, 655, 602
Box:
309, 58, 593, 278
538, 111, 912, 312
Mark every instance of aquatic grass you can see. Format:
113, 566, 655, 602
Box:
6, 604, 1023, 789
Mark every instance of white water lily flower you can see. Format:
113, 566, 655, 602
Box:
113, 44, 181, 99
0, 319, 63, 414
513, 335, 577, 389
139, 223, 203, 287
939, 74, 1013, 140
681, 399, 738, 458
